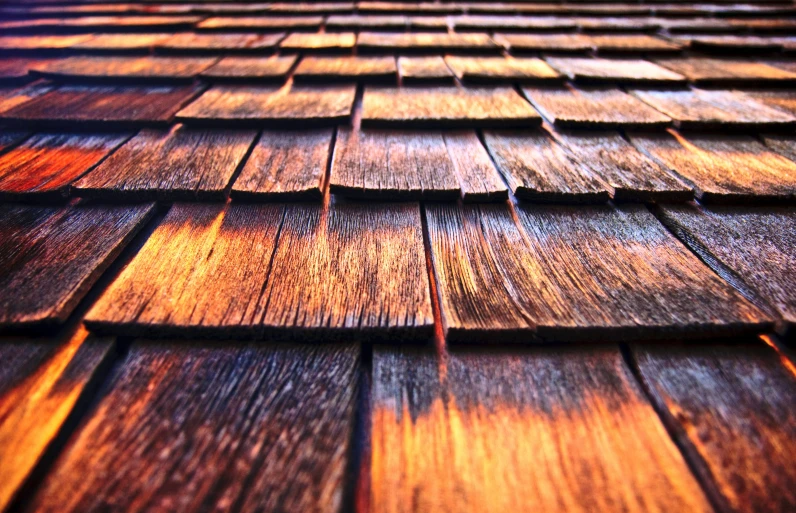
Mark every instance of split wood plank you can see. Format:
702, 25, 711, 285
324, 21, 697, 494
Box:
71, 33, 172, 55
442, 131, 509, 202
444, 56, 561, 83
176, 84, 356, 127
293, 56, 397, 83
482, 129, 610, 203
763, 133, 796, 162
30, 56, 218, 84
0, 326, 115, 512
371, 344, 714, 513
154, 32, 283, 55
523, 86, 672, 128
19, 341, 359, 513
0, 132, 130, 202
397, 56, 454, 84
231, 129, 332, 200
632, 340, 796, 513
629, 130, 796, 203
73, 126, 257, 201
356, 32, 501, 54
493, 33, 593, 53
589, 34, 683, 54
199, 56, 296, 82
1, 84, 204, 128
326, 15, 408, 31
544, 57, 687, 85
550, 129, 692, 202
425, 203, 771, 342
279, 32, 356, 53
361, 86, 541, 129
655, 58, 796, 86
0, 203, 154, 329
197, 16, 322, 32
657, 204, 796, 333
630, 88, 796, 130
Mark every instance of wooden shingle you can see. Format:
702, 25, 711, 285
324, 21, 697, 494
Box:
397, 56, 454, 84
30, 56, 218, 84
656, 58, 796, 85
293, 56, 397, 83
154, 32, 284, 54
544, 57, 686, 85
279, 32, 356, 53
199, 56, 297, 82
357, 32, 500, 54
197, 16, 322, 32
444, 56, 561, 83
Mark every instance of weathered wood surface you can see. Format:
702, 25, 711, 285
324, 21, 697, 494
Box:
30, 57, 218, 83
679, 35, 784, 53
425, 203, 771, 342
176, 85, 356, 127
198, 16, 321, 32
576, 16, 662, 32
452, 14, 576, 32
630, 130, 796, 203
0, 130, 28, 153
20, 341, 360, 513
155, 32, 283, 54
361, 87, 541, 128
589, 34, 682, 54
371, 344, 713, 513
0, 82, 54, 115
356, 32, 500, 54
763, 134, 796, 162
655, 58, 796, 85
632, 340, 796, 513
657, 204, 796, 333
397, 56, 454, 84
73, 127, 257, 201
523, 86, 671, 128
444, 56, 561, 83
630, 88, 796, 130
1, 84, 203, 128
71, 33, 171, 55
232, 129, 332, 200
0, 203, 154, 329
740, 90, 796, 117
279, 32, 356, 52
550, 129, 692, 202
0, 58, 49, 84
0, 35, 94, 55
482, 130, 610, 203
0, 326, 115, 512
326, 14, 408, 31
442, 131, 509, 202
545, 57, 686, 84
0, 132, 130, 202
199, 56, 296, 82
293, 56, 397, 83
493, 33, 593, 52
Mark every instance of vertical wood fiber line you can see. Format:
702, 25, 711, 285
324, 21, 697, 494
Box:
420, 202, 450, 353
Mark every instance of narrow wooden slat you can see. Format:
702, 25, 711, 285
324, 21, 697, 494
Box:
589, 34, 683, 54
326, 14, 408, 31
0, 16, 201, 35
71, 33, 171, 55
279, 32, 356, 53
0, 130, 28, 153
0, 132, 130, 202
397, 56, 454, 84
739, 90, 796, 117
356, 32, 500, 54
442, 131, 508, 202
678, 35, 783, 53
293, 56, 397, 83
73, 126, 257, 201
632, 340, 796, 513
155, 32, 283, 55
545, 57, 686, 84
655, 58, 796, 85
197, 16, 322, 32
629, 130, 796, 203
0, 82, 54, 115
0, 58, 50, 85
660, 17, 737, 34
452, 15, 576, 32
0, 203, 154, 329
576, 16, 662, 32
371, 344, 713, 513
493, 33, 593, 53
20, 341, 360, 513
30, 57, 218, 84
231, 129, 332, 200
0, 35, 94, 55
444, 56, 561, 83
269, 2, 354, 15
523, 85, 671, 128
199, 56, 296, 82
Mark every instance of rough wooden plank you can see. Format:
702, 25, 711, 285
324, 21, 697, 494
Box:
176, 84, 356, 127
444, 56, 561, 83
71, 33, 171, 55
494, 33, 592, 53
1, 84, 204, 129
545, 57, 686, 85
30, 56, 218, 84
0, 35, 94, 55
0, 132, 130, 202
0, 82, 54, 115
1, 15, 201, 34
550, 129, 692, 202
231, 129, 332, 201
425, 203, 771, 342
199, 56, 296, 83
442, 131, 508, 202
656, 58, 796, 86
657, 204, 796, 333
576, 16, 663, 32
407, 16, 448, 31
482, 130, 610, 203
0, 326, 115, 512
73, 127, 257, 201
677, 35, 784, 53
763, 133, 796, 162
326, 14, 408, 31
452, 15, 576, 32
197, 16, 322, 32
19, 341, 359, 513
0, 130, 28, 153
739, 90, 796, 117
523, 86, 671, 128
371, 344, 713, 513
589, 34, 683, 54
629, 130, 796, 203
659, 17, 737, 34
727, 18, 796, 35
630, 88, 796, 130
268, 2, 354, 15
279, 32, 356, 53
155, 32, 283, 55
397, 56, 453, 84
361, 86, 541, 129
0, 203, 154, 329
356, 32, 500, 54
632, 340, 796, 513
358, 2, 457, 14
293, 56, 397, 83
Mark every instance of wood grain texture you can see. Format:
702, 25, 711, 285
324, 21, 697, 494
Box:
632, 340, 796, 513
397, 56, 453, 84
482, 129, 610, 203
176, 84, 356, 127
279, 32, 356, 53
197, 16, 321, 32
739, 90, 796, 117
0, 132, 130, 202
0, 58, 50, 85
657, 204, 796, 333
550, 129, 692, 202
371, 344, 713, 513
231, 129, 332, 200
0, 35, 93, 55
493, 33, 593, 53
1, 84, 203, 129
0, 326, 114, 512
71, 33, 171, 55
356, 32, 500, 54
0, 82, 54, 115
679, 35, 784, 53
589, 34, 683, 54
763, 133, 796, 163
425, 203, 771, 342
155, 32, 283, 54
0, 203, 154, 329
73, 126, 257, 201
630, 88, 796, 130
0, 15, 201, 34
20, 341, 360, 513
452, 15, 576, 32
0, 130, 28, 153
30, 57, 217, 84
442, 131, 508, 202
630, 130, 796, 203
199, 56, 296, 82
361, 86, 541, 129
655, 58, 796, 85
326, 14, 408, 31
545, 57, 686, 84
576, 16, 662, 32
444, 56, 561, 83
293, 56, 397, 83
523, 86, 671, 128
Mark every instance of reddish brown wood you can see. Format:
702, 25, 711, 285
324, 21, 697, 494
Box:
545, 57, 686, 84
445, 56, 561, 83
279, 33, 356, 53
199, 56, 296, 82
30, 57, 218, 84
397, 57, 454, 84
198, 16, 320, 32
293, 56, 397, 83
